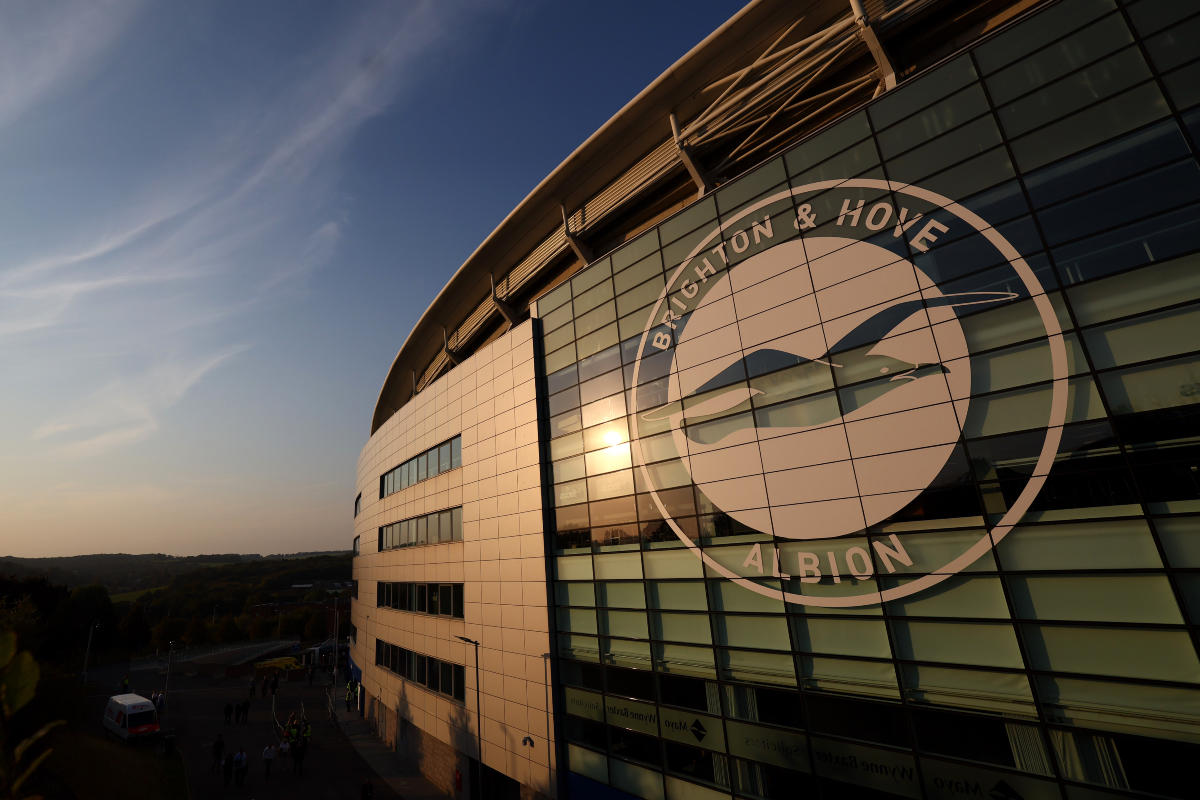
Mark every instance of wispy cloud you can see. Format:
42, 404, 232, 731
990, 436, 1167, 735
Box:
0, 0, 145, 129
32, 347, 246, 457
1, 0, 493, 454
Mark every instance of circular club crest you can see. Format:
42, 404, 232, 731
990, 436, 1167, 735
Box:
631, 179, 1068, 607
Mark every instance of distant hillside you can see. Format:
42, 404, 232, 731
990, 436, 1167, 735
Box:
0, 551, 350, 595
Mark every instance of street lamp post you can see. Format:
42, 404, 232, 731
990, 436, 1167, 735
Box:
456, 636, 482, 768
81, 620, 100, 686
163, 640, 175, 719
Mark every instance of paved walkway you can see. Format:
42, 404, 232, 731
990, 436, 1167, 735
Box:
345, 727, 449, 800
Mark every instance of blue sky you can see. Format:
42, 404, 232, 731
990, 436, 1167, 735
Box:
0, 0, 740, 557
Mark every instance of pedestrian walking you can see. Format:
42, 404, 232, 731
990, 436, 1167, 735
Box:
262, 743, 275, 779
223, 700, 233, 724
241, 700, 251, 724
345, 680, 355, 711
270, 672, 279, 696
307, 668, 314, 687
248, 676, 256, 698
278, 738, 290, 769
211, 734, 225, 772
361, 777, 375, 799
222, 754, 234, 789
155, 691, 165, 719
233, 747, 247, 787
291, 737, 307, 775
233, 703, 242, 724
260, 677, 268, 698
121, 674, 129, 694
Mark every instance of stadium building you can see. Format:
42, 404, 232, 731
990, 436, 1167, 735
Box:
349, 0, 1200, 797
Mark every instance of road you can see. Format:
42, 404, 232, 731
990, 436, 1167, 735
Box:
89, 662, 405, 799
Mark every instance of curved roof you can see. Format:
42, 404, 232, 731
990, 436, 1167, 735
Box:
372, 0, 861, 434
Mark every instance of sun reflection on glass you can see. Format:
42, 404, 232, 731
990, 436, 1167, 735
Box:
603, 430, 623, 447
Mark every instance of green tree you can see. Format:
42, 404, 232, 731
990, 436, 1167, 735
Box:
0, 631, 63, 799
117, 602, 149, 648
302, 589, 326, 602
0, 600, 38, 651
150, 616, 184, 651
182, 614, 210, 647
303, 612, 327, 641
246, 617, 275, 639
215, 615, 242, 643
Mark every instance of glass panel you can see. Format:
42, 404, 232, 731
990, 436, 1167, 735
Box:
1084, 303, 1200, 369
902, 664, 1036, 717
1156, 516, 1200, 566
883, 575, 1010, 618
648, 581, 708, 610
890, 620, 1024, 668
597, 581, 646, 609
995, 520, 1162, 569
871, 56, 979, 130
652, 612, 713, 645
878, 84, 991, 160
1099, 353, 1200, 415
718, 649, 797, 686
714, 615, 791, 651
986, 13, 1135, 105
1008, 574, 1183, 623
1009, 83, 1170, 172
1036, 673, 1200, 742
600, 610, 649, 639
793, 618, 892, 659
998, 47, 1151, 139
974, 0, 1117, 74
573, 260, 612, 297
1066, 252, 1200, 324
1144, 13, 1200, 70
1022, 624, 1200, 682
538, 281, 572, 317
558, 608, 598, 634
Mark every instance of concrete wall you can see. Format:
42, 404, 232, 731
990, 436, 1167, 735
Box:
351, 320, 557, 798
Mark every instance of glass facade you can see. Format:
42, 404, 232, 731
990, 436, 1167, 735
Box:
538, 0, 1200, 798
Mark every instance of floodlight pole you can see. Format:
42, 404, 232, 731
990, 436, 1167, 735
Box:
81, 620, 99, 686
164, 640, 175, 716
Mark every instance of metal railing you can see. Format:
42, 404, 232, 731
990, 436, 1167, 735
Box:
129, 637, 300, 671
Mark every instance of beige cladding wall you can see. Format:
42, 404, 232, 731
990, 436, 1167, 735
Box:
350, 319, 557, 797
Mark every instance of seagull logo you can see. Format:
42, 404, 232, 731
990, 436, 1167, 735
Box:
647, 289, 1013, 442
628, 179, 1067, 607
637, 236, 1013, 541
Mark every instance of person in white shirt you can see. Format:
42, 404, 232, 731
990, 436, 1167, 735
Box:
262, 743, 276, 779
278, 739, 290, 769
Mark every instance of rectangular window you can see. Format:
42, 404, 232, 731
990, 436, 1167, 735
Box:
428, 584, 440, 615
376, 507, 463, 551
379, 435, 463, 499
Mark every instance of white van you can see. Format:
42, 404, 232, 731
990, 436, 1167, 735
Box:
103, 694, 159, 740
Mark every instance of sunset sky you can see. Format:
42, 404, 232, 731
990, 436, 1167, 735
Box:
0, 0, 739, 557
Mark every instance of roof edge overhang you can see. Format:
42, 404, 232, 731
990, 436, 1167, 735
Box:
369, 0, 841, 434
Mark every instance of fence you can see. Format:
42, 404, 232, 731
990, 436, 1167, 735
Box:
129, 637, 300, 671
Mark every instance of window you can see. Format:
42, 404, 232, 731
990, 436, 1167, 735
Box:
376, 582, 465, 619
374, 638, 466, 702
378, 507, 463, 550
379, 435, 462, 498
352, 536, 360, 556
354, 493, 362, 518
